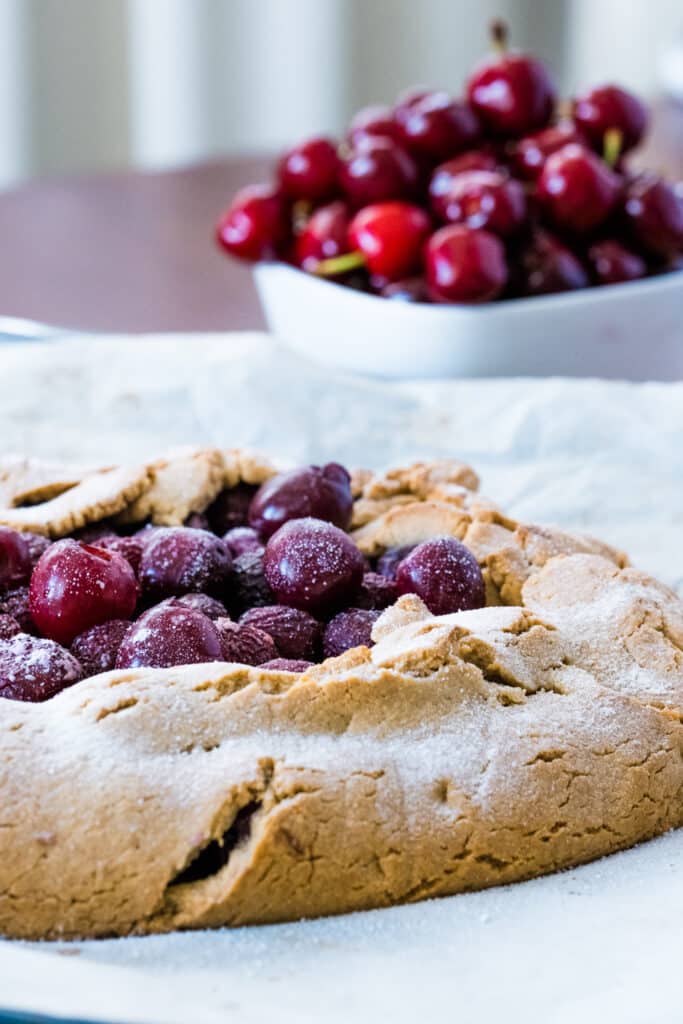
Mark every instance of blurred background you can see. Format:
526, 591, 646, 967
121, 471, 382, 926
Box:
1, 0, 682, 189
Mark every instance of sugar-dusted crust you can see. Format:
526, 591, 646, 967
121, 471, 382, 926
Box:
0, 450, 680, 940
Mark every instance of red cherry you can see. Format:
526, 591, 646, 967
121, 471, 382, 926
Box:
249, 463, 354, 539
586, 239, 647, 285
348, 105, 403, 145
516, 229, 589, 296
0, 528, 32, 592
395, 537, 485, 615
435, 170, 526, 237
339, 136, 418, 207
29, 540, 138, 646
466, 23, 556, 137
510, 121, 587, 180
0, 634, 82, 702
429, 150, 499, 218
574, 85, 648, 154
622, 175, 683, 258
537, 144, 621, 233
116, 605, 222, 670
294, 201, 351, 271
215, 185, 290, 262
347, 201, 431, 280
426, 225, 507, 303
395, 91, 480, 162
277, 136, 340, 201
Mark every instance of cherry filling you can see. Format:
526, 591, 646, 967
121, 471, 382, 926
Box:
0, 463, 487, 702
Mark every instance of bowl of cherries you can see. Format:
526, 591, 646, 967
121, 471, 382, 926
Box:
216, 22, 683, 381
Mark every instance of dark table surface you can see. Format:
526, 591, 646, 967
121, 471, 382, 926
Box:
0, 101, 682, 335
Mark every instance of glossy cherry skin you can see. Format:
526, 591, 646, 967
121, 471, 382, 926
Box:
116, 605, 223, 669
348, 202, 431, 280
395, 537, 485, 615
516, 230, 589, 296
249, 463, 353, 539
537, 144, 621, 234
428, 150, 499, 217
29, 540, 138, 646
348, 104, 403, 145
295, 201, 350, 271
586, 239, 647, 286
510, 121, 587, 180
426, 225, 507, 303
339, 137, 418, 207
263, 518, 365, 616
573, 85, 648, 154
622, 175, 683, 258
436, 170, 526, 237
138, 527, 232, 600
216, 185, 290, 262
277, 136, 340, 201
0, 528, 32, 592
395, 91, 480, 162
467, 51, 556, 137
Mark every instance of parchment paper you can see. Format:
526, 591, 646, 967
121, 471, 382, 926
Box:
0, 332, 681, 1024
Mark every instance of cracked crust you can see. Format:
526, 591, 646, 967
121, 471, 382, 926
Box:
0, 450, 680, 939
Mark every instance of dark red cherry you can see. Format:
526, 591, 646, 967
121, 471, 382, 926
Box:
429, 150, 499, 217
277, 136, 340, 201
261, 658, 313, 672
0, 634, 82, 702
376, 545, 416, 579
426, 224, 507, 303
138, 527, 231, 600
222, 526, 264, 558
239, 605, 321, 661
116, 605, 222, 669
466, 23, 556, 137
97, 534, 145, 576
0, 586, 36, 634
23, 533, 51, 568
356, 571, 399, 610
263, 518, 365, 616
537, 144, 621, 233
573, 85, 648, 154
348, 105, 403, 146
214, 618, 277, 666
249, 463, 353, 539
71, 620, 131, 677
516, 229, 589, 296
161, 593, 228, 620
380, 277, 429, 302
0, 614, 21, 640
510, 121, 587, 179
586, 239, 647, 286
229, 550, 275, 614
323, 608, 381, 658
395, 537, 485, 615
436, 170, 526, 237
0, 528, 32, 592
395, 91, 480, 162
29, 540, 138, 646
347, 202, 431, 280
206, 483, 258, 534
295, 201, 351, 271
215, 185, 290, 262
339, 136, 418, 207
622, 175, 683, 258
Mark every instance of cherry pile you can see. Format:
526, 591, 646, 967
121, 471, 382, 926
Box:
216, 22, 683, 303
0, 465, 486, 703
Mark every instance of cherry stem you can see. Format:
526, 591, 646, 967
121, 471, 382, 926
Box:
314, 251, 366, 277
603, 128, 623, 168
490, 19, 509, 54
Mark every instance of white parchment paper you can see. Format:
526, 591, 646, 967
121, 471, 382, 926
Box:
0, 332, 682, 1024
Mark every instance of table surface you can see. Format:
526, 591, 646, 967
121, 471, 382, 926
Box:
0, 101, 682, 334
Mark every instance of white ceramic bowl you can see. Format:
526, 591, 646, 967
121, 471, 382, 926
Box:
254, 263, 683, 380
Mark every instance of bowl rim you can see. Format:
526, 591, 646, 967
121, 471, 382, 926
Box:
254, 260, 683, 317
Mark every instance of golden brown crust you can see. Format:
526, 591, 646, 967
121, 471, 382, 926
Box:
0, 450, 680, 940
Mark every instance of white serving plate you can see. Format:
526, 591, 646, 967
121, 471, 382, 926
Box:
255, 262, 683, 380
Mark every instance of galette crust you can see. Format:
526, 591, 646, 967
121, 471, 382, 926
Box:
0, 449, 680, 940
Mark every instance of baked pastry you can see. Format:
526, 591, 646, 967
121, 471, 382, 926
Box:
0, 448, 680, 940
